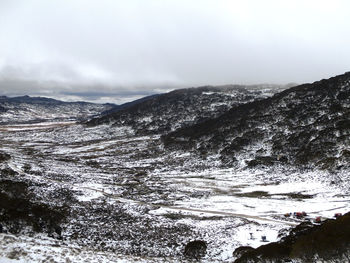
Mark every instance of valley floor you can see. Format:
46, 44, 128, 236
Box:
0, 122, 349, 262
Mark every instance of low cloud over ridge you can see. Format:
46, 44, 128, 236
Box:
0, 0, 349, 103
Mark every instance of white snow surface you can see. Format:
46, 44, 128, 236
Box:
0, 233, 176, 263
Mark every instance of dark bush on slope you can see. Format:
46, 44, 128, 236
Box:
0, 152, 11, 163
0, 179, 68, 237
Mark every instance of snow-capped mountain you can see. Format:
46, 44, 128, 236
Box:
163, 72, 350, 170
87, 84, 289, 134
0, 95, 115, 124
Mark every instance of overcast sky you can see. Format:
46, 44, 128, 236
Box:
0, 0, 349, 104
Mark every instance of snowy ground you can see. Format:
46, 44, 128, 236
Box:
0, 233, 177, 263
0, 122, 349, 262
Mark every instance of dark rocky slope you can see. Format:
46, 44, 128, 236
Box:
87, 85, 288, 135
163, 72, 350, 170
234, 212, 350, 262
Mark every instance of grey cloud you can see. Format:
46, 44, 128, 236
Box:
0, 0, 349, 103
0, 74, 176, 104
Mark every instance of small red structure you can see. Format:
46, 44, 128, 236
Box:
315, 216, 322, 223
334, 213, 342, 218
294, 212, 303, 219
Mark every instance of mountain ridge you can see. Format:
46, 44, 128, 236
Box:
0, 95, 115, 124
87, 84, 289, 135
162, 72, 350, 170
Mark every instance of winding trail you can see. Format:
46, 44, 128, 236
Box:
0, 121, 76, 132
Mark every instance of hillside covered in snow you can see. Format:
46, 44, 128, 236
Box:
0, 95, 115, 124
163, 72, 350, 171
87, 84, 289, 135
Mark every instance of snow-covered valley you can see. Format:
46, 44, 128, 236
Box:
0, 121, 349, 262
0, 75, 349, 262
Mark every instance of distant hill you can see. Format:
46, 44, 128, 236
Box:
87, 84, 289, 135
0, 95, 66, 105
162, 72, 350, 170
0, 95, 115, 124
99, 94, 160, 116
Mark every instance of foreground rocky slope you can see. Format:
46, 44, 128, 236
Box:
87, 85, 288, 135
163, 72, 350, 170
234, 212, 350, 262
0, 95, 114, 124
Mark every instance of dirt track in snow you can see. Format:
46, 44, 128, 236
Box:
0, 122, 76, 131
